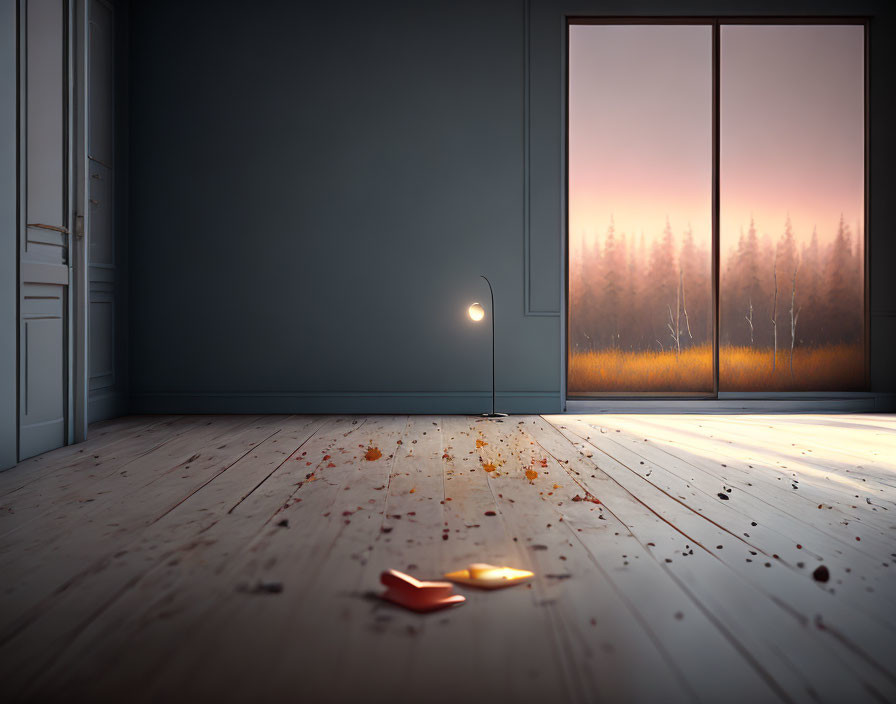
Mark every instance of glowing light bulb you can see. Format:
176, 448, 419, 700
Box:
468, 302, 485, 322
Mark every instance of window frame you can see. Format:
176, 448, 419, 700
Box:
564, 16, 869, 400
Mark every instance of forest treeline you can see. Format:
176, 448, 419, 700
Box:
569, 215, 863, 354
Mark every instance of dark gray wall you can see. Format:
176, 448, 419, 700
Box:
126, 0, 896, 414
0, 0, 16, 469
128, 0, 560, 413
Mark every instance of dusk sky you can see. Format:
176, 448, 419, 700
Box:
569, 23, 864, 255
569, 24, 712, 253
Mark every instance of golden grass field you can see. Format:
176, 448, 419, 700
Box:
568, 343, 864, 393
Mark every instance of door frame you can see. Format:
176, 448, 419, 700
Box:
71, 0, 88, 442
562, 16, 870, 403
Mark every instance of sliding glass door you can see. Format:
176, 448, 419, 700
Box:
567, 20, 866, 398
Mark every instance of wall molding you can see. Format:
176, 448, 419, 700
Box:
523, 0, 560, 317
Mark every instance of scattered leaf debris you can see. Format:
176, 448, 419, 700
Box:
238, 580, 283, 595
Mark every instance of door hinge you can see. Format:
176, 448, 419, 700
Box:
74, 214, 84, 240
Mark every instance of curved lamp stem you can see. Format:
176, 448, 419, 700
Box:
481, 276, 506, 418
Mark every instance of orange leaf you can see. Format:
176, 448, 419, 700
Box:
364, 447, 382, 461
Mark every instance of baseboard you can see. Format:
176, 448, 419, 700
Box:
129, 391, 563, 415
127, 390, 895, 416
88, 391, 130, 423
565, 393, 896, 414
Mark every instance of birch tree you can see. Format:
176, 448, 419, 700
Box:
745, 299, 754, 345
771, 254, 778, 372
667, 269, 691, 358
667, 275, 681, 359
790, 263, 801, 380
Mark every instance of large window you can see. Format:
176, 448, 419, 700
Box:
567, 20, 865, 397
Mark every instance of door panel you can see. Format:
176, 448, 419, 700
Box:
87, 0, 113, 166
19, 0, 70, 460
19, 285, 65, 458
26, 0, 65, 229
88, 289, 114, 391
88, 162, 112, 265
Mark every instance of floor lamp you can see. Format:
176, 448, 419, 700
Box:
468, 275, 507, 418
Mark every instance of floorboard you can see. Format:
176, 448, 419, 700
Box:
0, 413, 894, 703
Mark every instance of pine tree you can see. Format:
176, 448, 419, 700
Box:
679, 223, 709, 346
650, 217, 677, 344
777, 216, 798, 290
602, 217, 622, 348
800, 227, 821, 346
824, 215, 853, 342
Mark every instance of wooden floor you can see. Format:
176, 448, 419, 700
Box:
1, 414, 895, 703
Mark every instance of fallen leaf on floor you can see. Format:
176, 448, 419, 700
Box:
813, 565, 830, 583
365, 447, 383, 461
379, 569, 465, 613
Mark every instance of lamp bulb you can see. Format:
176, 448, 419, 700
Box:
468, 303, 485, 322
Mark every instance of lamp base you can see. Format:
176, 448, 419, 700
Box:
480, 413, 508, 418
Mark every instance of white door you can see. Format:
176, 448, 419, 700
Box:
18, 0, 72, 460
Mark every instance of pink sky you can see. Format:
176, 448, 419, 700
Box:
569, 24, 864, 256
